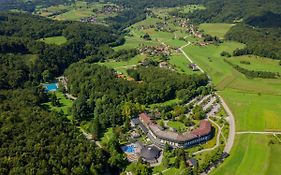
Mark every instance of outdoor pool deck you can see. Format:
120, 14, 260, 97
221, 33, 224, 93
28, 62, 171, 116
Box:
121, 143, 142, 162
43, 83, 58, 92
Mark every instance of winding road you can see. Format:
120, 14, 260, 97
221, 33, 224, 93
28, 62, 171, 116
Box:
179, 39, 236, 154
216, 94, 236, 154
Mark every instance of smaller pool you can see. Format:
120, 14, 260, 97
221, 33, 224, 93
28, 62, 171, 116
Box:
43, 83, 58, 92
122, 145, 135, 154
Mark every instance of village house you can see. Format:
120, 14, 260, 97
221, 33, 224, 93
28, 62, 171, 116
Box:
189, 63, 199, 71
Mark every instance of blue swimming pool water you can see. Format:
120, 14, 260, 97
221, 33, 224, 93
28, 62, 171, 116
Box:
122, 145, 135, 153
44, 83, 58, 92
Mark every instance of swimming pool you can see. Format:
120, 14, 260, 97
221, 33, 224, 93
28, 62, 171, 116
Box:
122, 145, 135, 154
43, 83, 58, 92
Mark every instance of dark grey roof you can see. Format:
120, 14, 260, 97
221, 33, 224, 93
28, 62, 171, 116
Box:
188, 158, 197, 166
131, 118, 140, 125
140, 146, 161, 161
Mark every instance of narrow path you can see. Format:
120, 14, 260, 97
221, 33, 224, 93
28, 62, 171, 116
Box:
179, 42, 205, 73
80, 128, 103, 149
273, 134, 281, 143
236, 131, 281, 135
193, 117, 222, 155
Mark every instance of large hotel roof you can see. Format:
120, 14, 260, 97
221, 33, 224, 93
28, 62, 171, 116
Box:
139, 113, 211, 143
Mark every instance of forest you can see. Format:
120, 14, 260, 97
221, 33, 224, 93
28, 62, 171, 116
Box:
64, 63, 209, 136
0, 11, 126, 174
0, 89, 110, 175
1, 0, 281, 174
0, 12, 121, 88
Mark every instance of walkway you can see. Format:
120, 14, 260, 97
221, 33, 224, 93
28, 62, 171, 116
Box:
193, 116, 223, 155
80, 127, 103, 149
236, 131, 281, 135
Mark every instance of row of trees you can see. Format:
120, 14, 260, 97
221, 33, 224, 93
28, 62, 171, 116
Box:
224, 59, 280, 79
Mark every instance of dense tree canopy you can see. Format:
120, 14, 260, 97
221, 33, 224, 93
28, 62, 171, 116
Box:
0, 89, 109, 175
64, 63, 209, 133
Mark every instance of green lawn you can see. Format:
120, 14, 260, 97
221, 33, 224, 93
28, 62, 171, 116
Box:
199, 23, 235, 39
44, 91, 73, 120
211, 134, 280, 175
39, 36, 67, 45
167, 121, 186, 131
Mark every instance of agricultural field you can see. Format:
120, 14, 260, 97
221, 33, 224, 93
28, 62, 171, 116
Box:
182, 23, 281, 175
227, 55, 281, 73
168, 54, 195, 74
36, 1, 119, 23
183, 41, 245, 85
98, 55, 145, 75
152, 5, 206, 18
39, 36, 67, 45
211, 134, 281, 175
111, 15, 203, 76
219, 89, 281, 131
199, 23, 235, 39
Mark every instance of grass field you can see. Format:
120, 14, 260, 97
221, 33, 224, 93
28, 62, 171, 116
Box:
227, 55, 281, 73
44, 92, 73, 120
183, 41, 245, 85
152, 5, 206, 18
180, 27, 281, 174
37, 1, 118, 22
98, 55, 145, 74
199, 23, 235, 39
39, 36, 67, 45
168, 54, 196, 74
219, 89, 281, 131
211, 134, 281, 175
